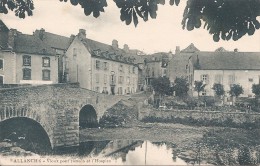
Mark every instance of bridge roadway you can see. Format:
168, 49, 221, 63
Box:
0, 83, 127, 149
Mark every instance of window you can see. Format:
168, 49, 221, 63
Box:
103, 62, 109, 70
127, 76, 130, 84
96, 73, 100, 83
0, 75, 3, 85
103, 87, 108, 93
215, 74, 223, 84
249, 78, 253, 82
132, 66, 135, 73
73, 48, 77, 57
42, 69, 50, 80
118, 87, 123, 95
0, 59, 3, 70
228, 75, 236, 86
110, 75, 116, 85
202, 90, 207, 96
42, 57, 50, 67
119, 76, 124, 84
23, 55, 31, 66
201, 74, 209, 84
128, 66, 131, 74
119, 64, 124, 72
104, 74, 107, 84
23, 68, 31, 80
96, 60, 101, 70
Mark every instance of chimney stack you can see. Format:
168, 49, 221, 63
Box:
175, 46, 180, 54
7, 29, 17, 49
39, 28, 45, 40
123, 44, 129, 53
112, 39, 118, 50
78, 29, 86, 39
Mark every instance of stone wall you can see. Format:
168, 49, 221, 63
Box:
138, 105, 260, 124
0, 83, 127, 149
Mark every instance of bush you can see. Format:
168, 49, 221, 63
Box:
141, 115, 260, 129
99, 115, 125, 128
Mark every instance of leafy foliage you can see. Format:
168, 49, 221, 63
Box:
238, 146, 253, 165
1, 0, 260, 41
182, 0, 260, 42
151, 76, 171, 96
252, 84, 260, 97
229, 84, 244, 97
173, 77, 189, 97
60, 0, 108, 18
212, 83, 225, 97
0, 0, 34, 18
194, 80, 206, 97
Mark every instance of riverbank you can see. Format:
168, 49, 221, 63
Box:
80, 123, 260, 165
80, 122, 260, 148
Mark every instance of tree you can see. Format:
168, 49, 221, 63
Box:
194, 80, 206, 97
151, 76, 171, 106
252, 84, 260, 98
252, 84, 260, 107
229, 84, 243, 105
1, 0, 259, 42
238, 146, 252, 165
212, 83, 225, 98
229, 84, 244, 98
173, 77, 189, 97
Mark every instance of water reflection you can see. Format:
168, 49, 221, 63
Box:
1, 137, 260, 165
77, 140, 186, 165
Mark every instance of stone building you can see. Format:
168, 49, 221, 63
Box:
65, 29, 141, 95
187, 49, 260, 98
141, 52, 170, 90
167, 43, 200, 83
0, 20, 70, 85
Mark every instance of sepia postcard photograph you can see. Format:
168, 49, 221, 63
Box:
0, 0, 260, 165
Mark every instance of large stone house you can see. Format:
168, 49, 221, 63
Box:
167, 43, 200, 83
65, 29, 141, 95
0, 20, 70, 85
140, 52, 170, 90
187, 49, 260, 98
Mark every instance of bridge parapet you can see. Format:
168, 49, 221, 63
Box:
0, 83, 128, 149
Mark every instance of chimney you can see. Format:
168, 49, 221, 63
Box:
39, 28, 45, 40
78, 29, 86, 39
175, 46, 180, 54
112, 39, 118, 50
7, 29, 17, 49
123, 44, 129, 53
234, 48, 238, 52
69, 34, 75, 43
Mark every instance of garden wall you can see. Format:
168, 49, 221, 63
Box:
138, 104, 260, 124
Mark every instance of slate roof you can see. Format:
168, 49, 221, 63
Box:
13, 29, 71, 55
81, 38, 144, 65
192, 51, 260, 70
0, 20, 9, 32
143, 52, 169, 62
181, 43, 200, 53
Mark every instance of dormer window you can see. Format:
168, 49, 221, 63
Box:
42, 57, 50, 67
23, 55, 31, 66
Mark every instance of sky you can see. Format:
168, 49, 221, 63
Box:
0, 0, 260, 54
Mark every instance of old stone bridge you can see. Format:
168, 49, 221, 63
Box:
0, 83, 127, 150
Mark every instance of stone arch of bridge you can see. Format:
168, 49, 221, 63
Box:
79, 104, 98, 128
0, 117, 52, 154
